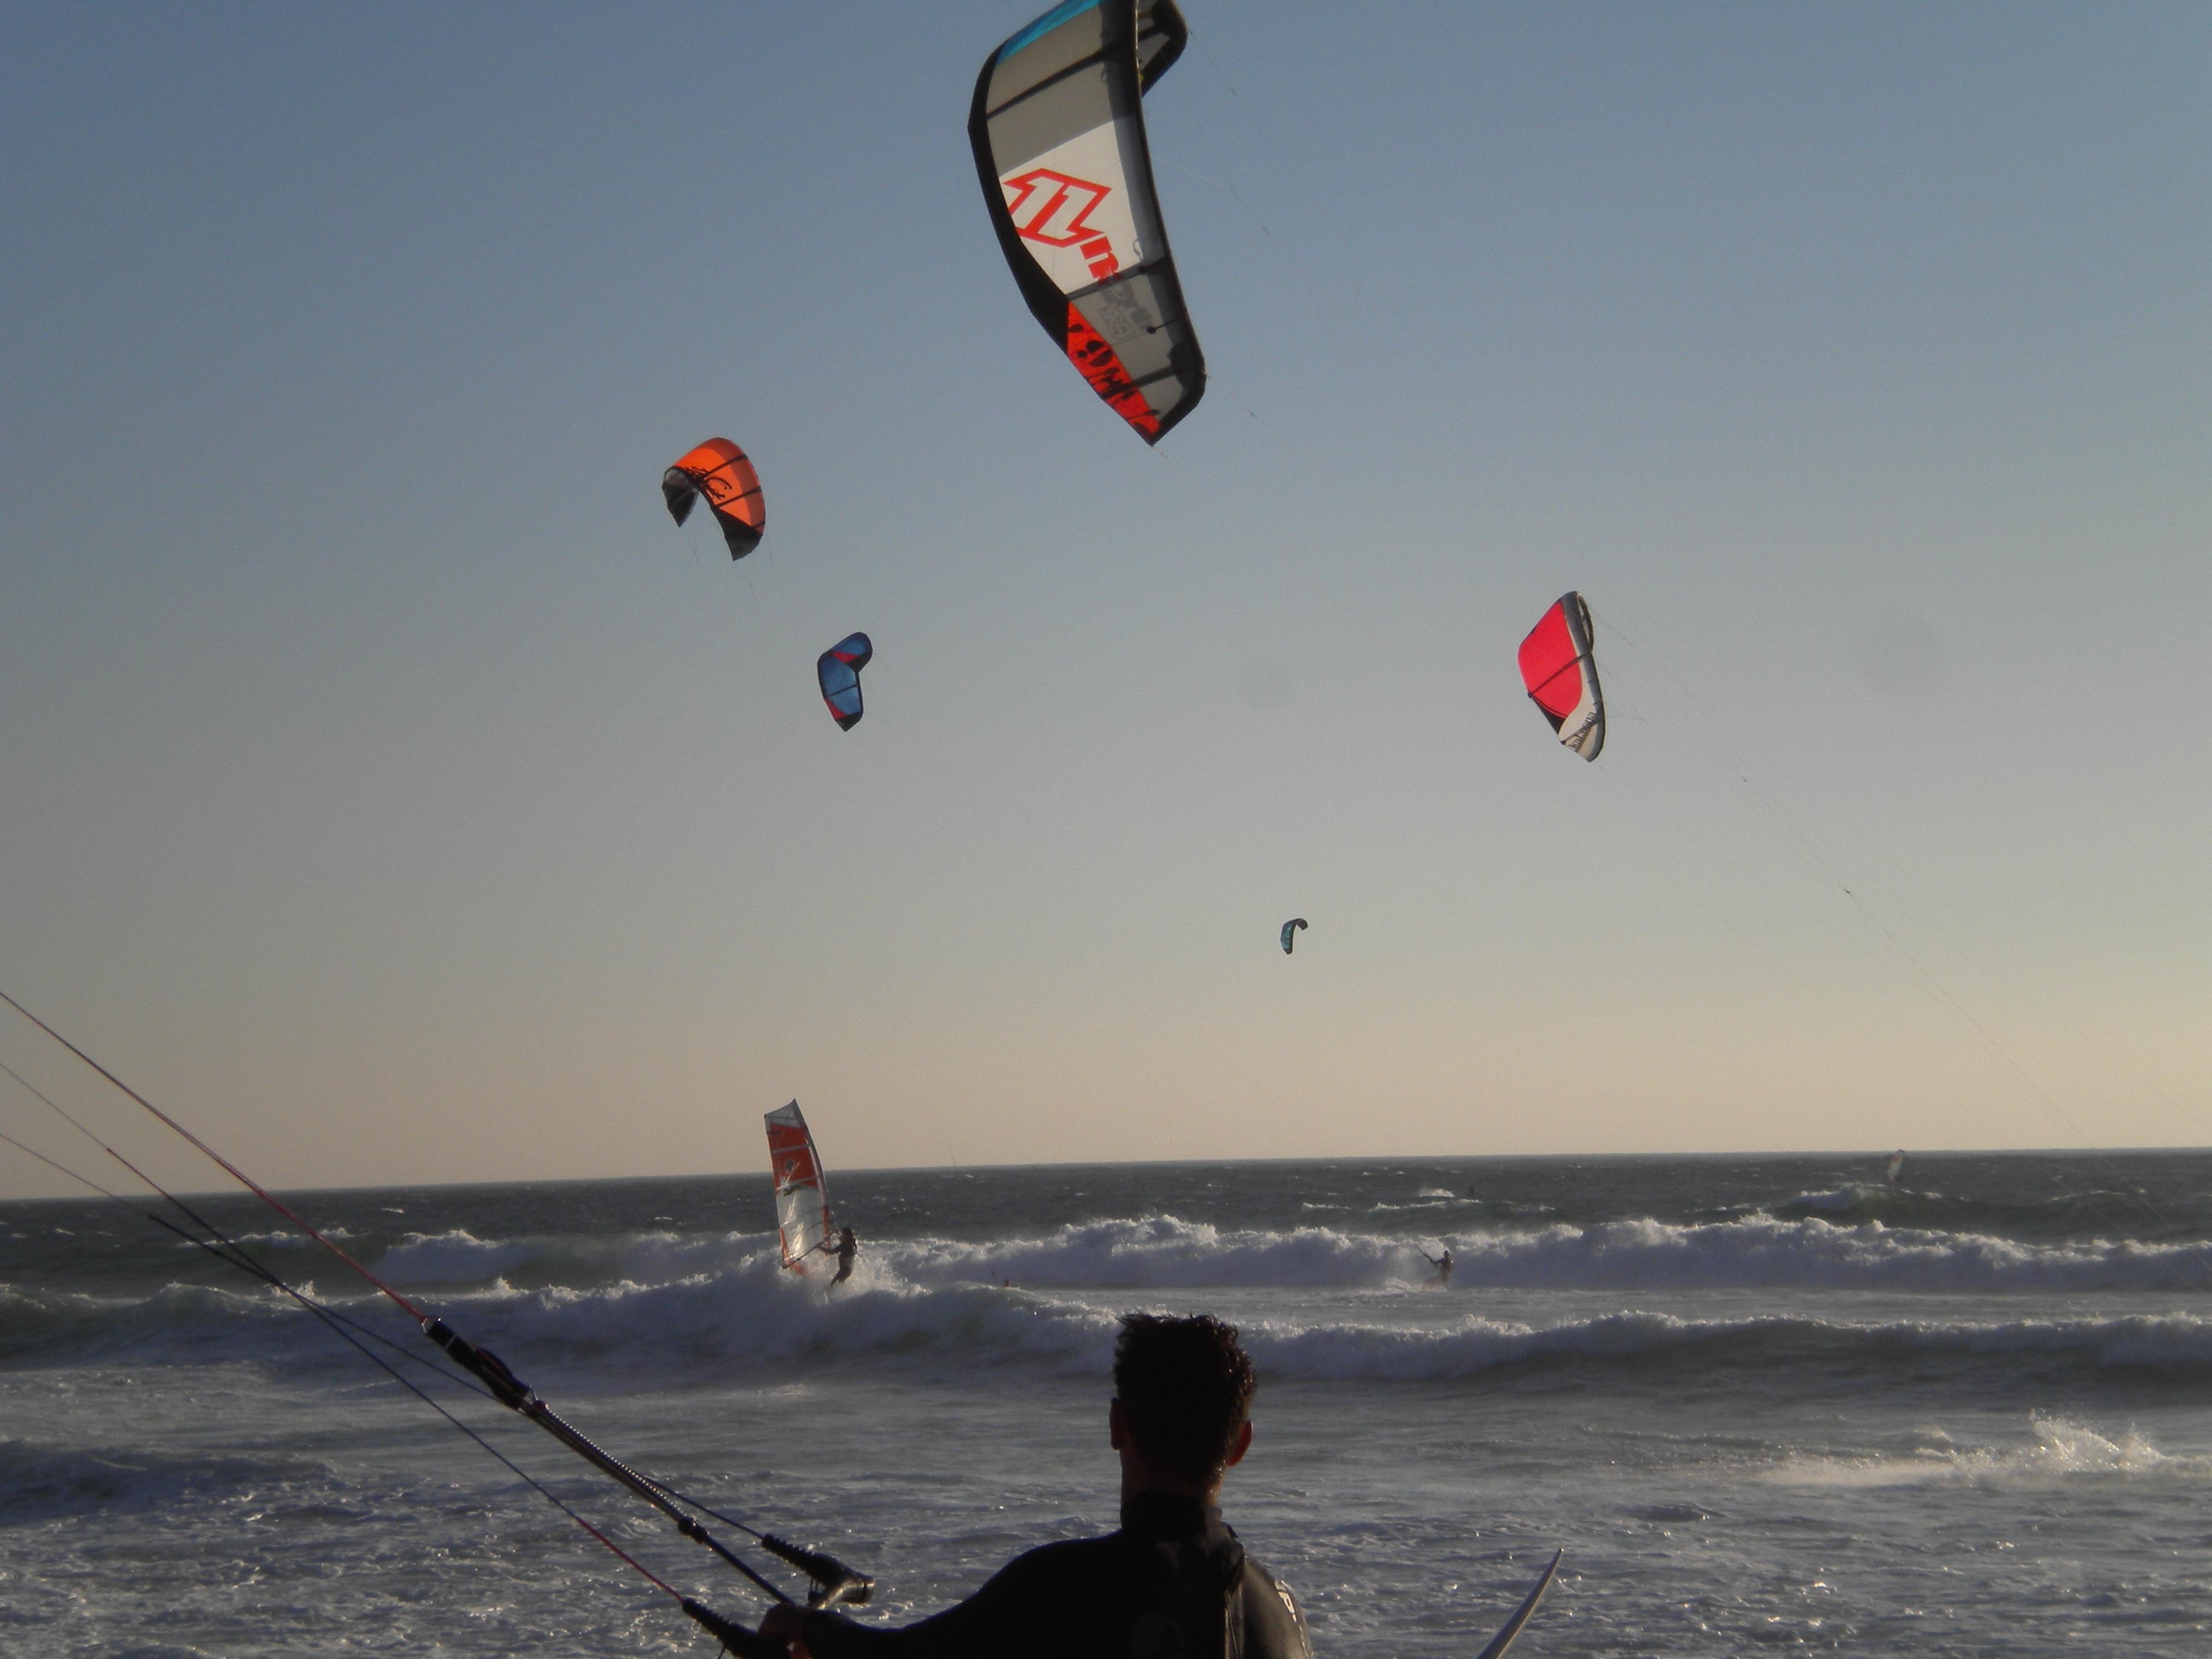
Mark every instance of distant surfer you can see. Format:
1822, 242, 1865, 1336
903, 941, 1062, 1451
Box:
1423, 1247, 1453, 1286
830, 1225, 858, 1286
760, 1313, 1312, 1658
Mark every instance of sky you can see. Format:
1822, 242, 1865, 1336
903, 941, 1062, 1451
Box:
1, 1, 2206, 1199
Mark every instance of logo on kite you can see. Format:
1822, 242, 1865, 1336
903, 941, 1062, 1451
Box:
1281, 917, 1307, 955
662, 438, 765, 561
1518, 592, 1606, 761
817, 633, 873, 731
1004, 169, 1120, 280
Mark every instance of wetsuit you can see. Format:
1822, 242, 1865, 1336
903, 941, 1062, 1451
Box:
831, 1230, 857, 1285
793, 1491, 1312, 1659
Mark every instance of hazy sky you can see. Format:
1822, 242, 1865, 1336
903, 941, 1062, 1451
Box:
2, 2, 2205, 1198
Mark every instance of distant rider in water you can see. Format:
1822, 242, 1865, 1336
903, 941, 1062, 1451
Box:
760, 1313, 1312, 1658
1424, 1247, 1453, 1285
830, 1225, 858, 1286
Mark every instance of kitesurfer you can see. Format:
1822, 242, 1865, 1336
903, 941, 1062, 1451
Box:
760, 1313, 1312, 1658
831, 1225, 859, 1286
1424, 1247, 1453, 1285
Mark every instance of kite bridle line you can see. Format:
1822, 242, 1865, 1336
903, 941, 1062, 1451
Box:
0, 991, 874, 1649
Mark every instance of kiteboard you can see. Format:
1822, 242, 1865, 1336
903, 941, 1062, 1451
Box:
1472, 1550, 1562, 1659
764, 1101, 836, 1273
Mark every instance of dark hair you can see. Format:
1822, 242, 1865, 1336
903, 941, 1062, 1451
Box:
1113, 1313, 1257, 1486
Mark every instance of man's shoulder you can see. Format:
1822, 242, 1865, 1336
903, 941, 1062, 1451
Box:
991, 1520, 1238, 1594
1238, 1554, 1314, 1657
993, 1529, 1127, 1578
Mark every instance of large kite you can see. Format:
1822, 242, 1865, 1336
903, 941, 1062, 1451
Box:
970, 0, 1204, 443
662, 438, 765, 560
1518, 593, 1606, 760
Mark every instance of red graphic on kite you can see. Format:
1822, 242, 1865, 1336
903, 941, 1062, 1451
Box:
1063, 304, 1157, 438
1003, 167, 1120, 280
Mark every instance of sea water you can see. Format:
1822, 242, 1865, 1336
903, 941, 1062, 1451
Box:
5, 1151, 2211, 1656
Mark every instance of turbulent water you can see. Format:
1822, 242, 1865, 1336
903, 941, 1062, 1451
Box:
6, 1151, 2212, 1656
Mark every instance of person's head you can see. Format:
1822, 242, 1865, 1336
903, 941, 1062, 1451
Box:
1109, 1313, 1256, 1496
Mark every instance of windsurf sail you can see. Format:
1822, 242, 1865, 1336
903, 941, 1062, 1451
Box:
1280, 917, 1307, 954
1518, 592, 1605, 760
970, 0, 1204, 443
663, 438, 765, 560
765, 1101, 836, 1272
1886, 1150, 1906, 1186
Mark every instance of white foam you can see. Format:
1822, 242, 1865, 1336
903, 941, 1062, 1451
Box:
15, 1245, 2212, 1384
1765, 1414, 2212, 1488
880, 1216, 1437, 1289
1785, 1185, 1869, 1214
867, 1212, 2212, 1295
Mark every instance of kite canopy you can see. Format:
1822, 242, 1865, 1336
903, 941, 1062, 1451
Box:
662, 438, 765, 560
764, 1102, 836, 1273
970, 0, 1204, 443
1281, 917, 1307, 954
817, 632, 873, 731
1517, 593, 1606, 760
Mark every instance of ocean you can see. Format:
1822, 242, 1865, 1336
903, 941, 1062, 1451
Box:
5, 1151, 2211, 1657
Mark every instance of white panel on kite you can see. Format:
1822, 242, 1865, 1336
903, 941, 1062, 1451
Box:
997, 117, 1153, 295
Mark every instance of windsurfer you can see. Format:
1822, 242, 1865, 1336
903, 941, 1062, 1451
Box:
759, 1313, 1312, 1658
1423, 1247, 1453, 1285
830, 1225, 858, 1285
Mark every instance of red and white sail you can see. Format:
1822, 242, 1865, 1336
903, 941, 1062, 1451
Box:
764, 1101, 836, 1273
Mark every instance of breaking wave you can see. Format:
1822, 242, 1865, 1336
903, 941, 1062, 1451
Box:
375, 1230, 535, 1284
138, 1208, 2212, 1297
10, 1209, 2212, 1372
874, 1212, 2212, 1296
1761, 1413, 2212, 1489
1765, 1182, 2175, 1239
9, 1246, 2212, 1392
1236, 1308, 2212, 1382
